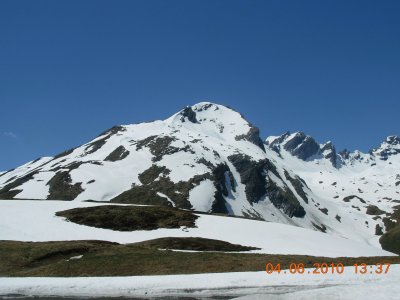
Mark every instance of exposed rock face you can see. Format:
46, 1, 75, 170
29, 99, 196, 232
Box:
180, 106, 198, 123
264, 132, 290, 155
387, 135, 400, 146
266, 132, 323, 162
366, 205, 386, 215
110, 160, 235, 214
283, 132, 307, 151
266, 132, 290, 147
135, 135, 194, 162
284, 133, 321, 160
210, 164, 232, 214
265, 179, 306, 218
339, 149, 350, 160
265, 132, 368, 168
284, 170, 309, 204
227, 153, 306, 218
321, 142, 337, 167
379, 207, 400, 254
228, 154, 267, 204
104, 146, 130, 162
0, 171, 37, 199
235, 126, 266, 152
47, 171, 83, 200
370, 135, 400, 160
343, 195, 366, 203
111, 165, 210, 209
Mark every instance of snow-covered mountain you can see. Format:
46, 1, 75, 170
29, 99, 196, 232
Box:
1, 102, 399, 253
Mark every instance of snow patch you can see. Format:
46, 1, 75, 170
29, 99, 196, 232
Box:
189, 180, 216, 211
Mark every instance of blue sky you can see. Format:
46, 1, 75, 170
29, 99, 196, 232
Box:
1, 0, 399, 170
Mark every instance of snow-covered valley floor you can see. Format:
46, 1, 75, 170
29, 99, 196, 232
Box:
0, 200, 393, 257
1, 265, 400, 299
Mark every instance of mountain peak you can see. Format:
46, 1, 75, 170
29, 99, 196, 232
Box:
177, 102, 236, 123
167, 102, 265, 151
265, 131, 321, 161
386, 135, 400, 146
283, 132, 320, 161
170, 102, 240, 123
370, 135, 400, 160
265, 131, 340, 167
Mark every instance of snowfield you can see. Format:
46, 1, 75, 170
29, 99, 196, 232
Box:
0, 200, 393, 257
1, 265, 400, 299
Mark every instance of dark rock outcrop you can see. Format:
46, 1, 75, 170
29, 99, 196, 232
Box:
321, 142, 338, 167
339, 149, 350, 160
104, 146, 130, 162
284, 170, 309, 203
379, 206, 400, 254
235, 126, 266, 152
283, 132, 320, 160
228, 154, 267, 204
228, 153, 306, 218
266, 179, 306, 218
366, 205, 386, 215
97, 125, 126, 137
0, 171, 38, 199
135, 135, 194, 162
210, 164, 233, 214
180, 106, 198, 123
371, 136, 400, 161
343, 195, 366, 203
264, 132, 290, 154
47, 171, 83, 200
111, 165, 211, 209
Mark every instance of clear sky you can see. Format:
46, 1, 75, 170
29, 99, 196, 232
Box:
1, 0, 399, 170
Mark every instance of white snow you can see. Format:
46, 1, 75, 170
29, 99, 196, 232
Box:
14, 171, 54, 199
188, 179, 216, 211
0, 200, 393, 257
261, 142, 400, 247
1, 265, 400, 299
0, 157, 53, 187
156, 192, 176, 207
66, 255, 83, 261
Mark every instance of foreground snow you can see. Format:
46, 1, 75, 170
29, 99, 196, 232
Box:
1, 265, 399, 299
0, 200, 394, 257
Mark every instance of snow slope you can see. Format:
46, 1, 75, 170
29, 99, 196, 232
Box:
0, 200, 392, 257
263, 132, 400, 249
1, 265, 400, 299
0, 103, 265, 203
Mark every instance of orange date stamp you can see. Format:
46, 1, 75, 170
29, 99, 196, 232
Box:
266, 262, 391, 275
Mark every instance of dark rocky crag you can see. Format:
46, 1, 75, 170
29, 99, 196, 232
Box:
283, 132, 321, 161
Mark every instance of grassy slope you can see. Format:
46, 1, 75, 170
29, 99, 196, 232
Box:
1, 240, 399, 277
56, 205, 198, 231
136, 237, 260, 252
